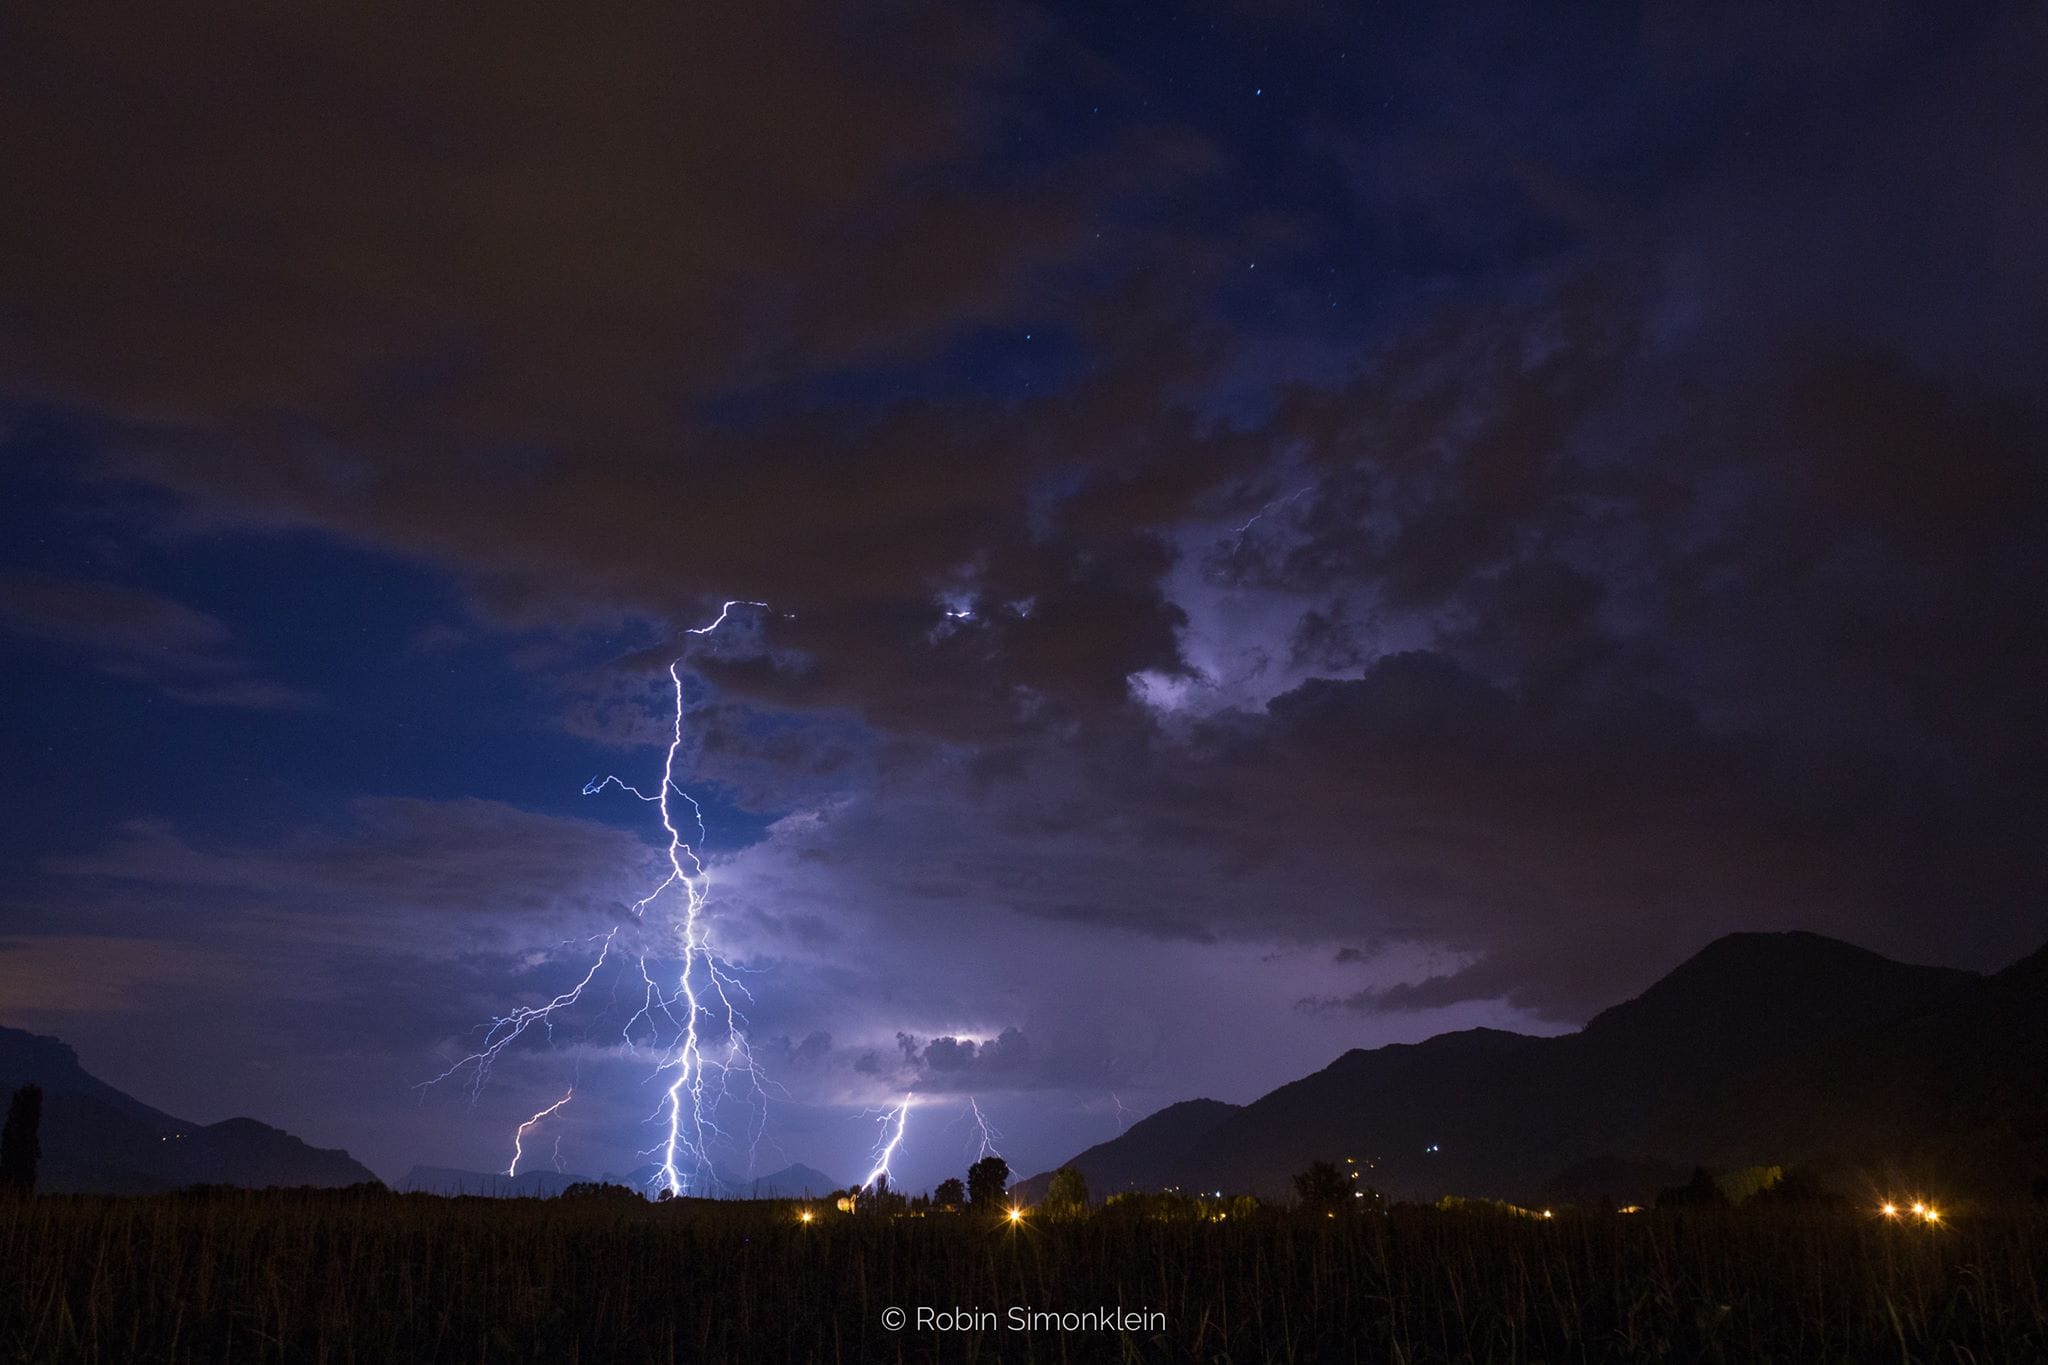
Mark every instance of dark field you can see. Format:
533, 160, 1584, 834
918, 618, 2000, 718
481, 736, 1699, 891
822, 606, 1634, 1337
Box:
3, 1191, 2044, 1363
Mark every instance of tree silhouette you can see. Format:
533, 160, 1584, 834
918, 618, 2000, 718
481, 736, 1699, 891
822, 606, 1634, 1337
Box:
932, 1177, 965, 1210
862, 1173, 906, 1216
1655, 1166, 1730, 1211
1291, 1159, 1351, 1215
1042, 1165, 1089, 1220
1, 1085, 40, 1195
967, 1155, 1010, 1211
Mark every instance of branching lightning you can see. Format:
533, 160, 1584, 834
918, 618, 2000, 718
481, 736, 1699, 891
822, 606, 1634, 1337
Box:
602, 601, 777, 1195
427, 600, 774, 1198
422, 930, 619, 1095
967, 1095, 1003, 1160
508, 1087, 574, 1177
861, 1093, 912, 1191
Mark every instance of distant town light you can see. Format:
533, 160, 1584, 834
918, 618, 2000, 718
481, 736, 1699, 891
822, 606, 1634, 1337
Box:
1880, 1203, 1900, 1218
799, 1209, 814, 1224
1007, 1207, 1025, 1223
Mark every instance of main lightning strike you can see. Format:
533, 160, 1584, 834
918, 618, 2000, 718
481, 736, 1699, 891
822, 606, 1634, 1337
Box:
427, 599, 772, 1198
597, 602, 773, 1196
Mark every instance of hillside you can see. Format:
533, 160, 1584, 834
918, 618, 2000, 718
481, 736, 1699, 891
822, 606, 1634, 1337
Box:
0, 1026, 380, 1193
1012, 1097, 1241, 1203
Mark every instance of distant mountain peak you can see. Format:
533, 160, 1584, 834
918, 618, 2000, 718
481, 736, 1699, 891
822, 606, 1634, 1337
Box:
1579, 930, 1974, 1054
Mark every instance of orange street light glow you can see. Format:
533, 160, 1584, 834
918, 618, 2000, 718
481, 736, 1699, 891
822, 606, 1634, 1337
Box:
1006, 1207, 1024, 1223
1879, 1203, 1899, 1217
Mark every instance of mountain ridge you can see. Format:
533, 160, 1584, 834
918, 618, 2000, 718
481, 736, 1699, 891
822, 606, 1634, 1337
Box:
1017, 930, 2035, 1205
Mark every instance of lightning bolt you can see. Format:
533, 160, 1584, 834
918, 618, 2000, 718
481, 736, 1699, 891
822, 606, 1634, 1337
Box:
861, 1093, 912, 1191
421, 929, 619, 1095
508, 1087, 574, 1177
426, 599, 774, 1198
1228, 482, 1316, 549
1110, 1091, 1135, 1135
604, 602, 772, 1196
966, 1095, 1003, 1160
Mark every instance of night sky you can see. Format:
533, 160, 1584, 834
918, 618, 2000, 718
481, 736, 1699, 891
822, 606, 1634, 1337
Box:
2, 6, 2044, 1192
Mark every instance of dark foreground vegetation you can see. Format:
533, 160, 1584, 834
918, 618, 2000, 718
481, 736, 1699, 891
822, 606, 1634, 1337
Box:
2, 1188, 2044, 1363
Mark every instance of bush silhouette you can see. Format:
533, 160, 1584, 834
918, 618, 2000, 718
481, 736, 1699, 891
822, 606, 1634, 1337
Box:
558, 1181, 645, 1203
1, 1086, 41, 1195
1292, 1159, 1352, 1215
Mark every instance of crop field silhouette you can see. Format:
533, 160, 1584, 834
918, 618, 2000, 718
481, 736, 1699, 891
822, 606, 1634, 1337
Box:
3, 1189, 2044, 1362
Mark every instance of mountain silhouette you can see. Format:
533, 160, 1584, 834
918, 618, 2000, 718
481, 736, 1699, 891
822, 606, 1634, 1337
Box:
401, 1159, 848, 1199
1019, 932, 2038, 1205
732, 1162, 844, 1197
0, 1025, 379, 1193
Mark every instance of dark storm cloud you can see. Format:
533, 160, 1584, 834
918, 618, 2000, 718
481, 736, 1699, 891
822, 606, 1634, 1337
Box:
835, 1025, 1123, 1096
0, 572, 318, 709
46, 797, 663, 934
0, 2, 1226, 731
4, 1, 2047, 1051
1020, 902, 1218, 945
876, 1027, 1037, 1093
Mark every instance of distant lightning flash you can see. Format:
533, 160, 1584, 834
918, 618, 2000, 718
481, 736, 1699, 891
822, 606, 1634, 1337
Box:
687, 599, 770, 637
428, 599, 773, 1198
1228, 483, 1316, 549
508, 1088, 574, 1177
967, 1096, 1003, 1160
862, 1094, 912, 1191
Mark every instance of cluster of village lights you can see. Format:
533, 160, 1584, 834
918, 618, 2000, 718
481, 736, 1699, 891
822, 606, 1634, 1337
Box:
796, 1204, 1025, 1224
1879, 1199, 1942, 1224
